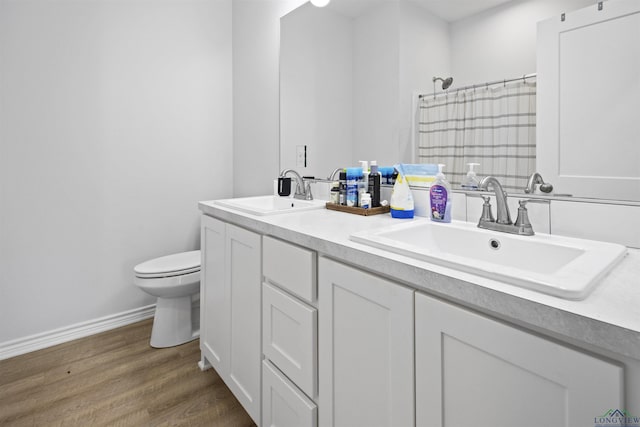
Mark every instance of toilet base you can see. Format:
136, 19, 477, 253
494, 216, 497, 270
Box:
150, 295, 198, 348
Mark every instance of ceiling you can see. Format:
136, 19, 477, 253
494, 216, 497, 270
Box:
410, 0, 514, 22
325, 0, 514, 22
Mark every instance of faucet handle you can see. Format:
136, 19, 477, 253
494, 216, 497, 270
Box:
515, 200, 530, 224
514, 200, 535, 235
480, 196, 495, 223
304, 180, 313, 201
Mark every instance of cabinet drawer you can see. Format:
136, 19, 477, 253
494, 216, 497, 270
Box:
263, 282, 317, 398
262, 360, 317, 427
263, 236, 316, 303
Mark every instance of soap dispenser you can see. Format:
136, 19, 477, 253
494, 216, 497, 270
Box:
429, 163, 452, 223
461, 163, 480, 190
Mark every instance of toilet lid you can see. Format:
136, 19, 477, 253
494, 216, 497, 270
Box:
134, 250, 201, 278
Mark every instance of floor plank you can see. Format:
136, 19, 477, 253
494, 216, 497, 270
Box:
0, 319, 257, 426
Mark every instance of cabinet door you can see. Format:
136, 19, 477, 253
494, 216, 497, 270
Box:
415, 292, 624, 427
226, 224, 262, 424
263, 360, 317, 427
200, 215, 228, 373
318, 257, 414, 427
537, 0, 640, 201
263, 282, 317, 398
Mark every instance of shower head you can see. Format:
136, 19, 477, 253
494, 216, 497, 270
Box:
433, 76, 453, 90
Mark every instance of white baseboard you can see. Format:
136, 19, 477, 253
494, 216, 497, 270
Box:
0, 304, 156, 361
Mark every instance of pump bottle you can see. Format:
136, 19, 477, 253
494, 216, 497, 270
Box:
461, 163, 480, 190
429, 164, 452, 222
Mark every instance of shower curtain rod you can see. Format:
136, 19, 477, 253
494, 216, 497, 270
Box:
418, 72, 537, 99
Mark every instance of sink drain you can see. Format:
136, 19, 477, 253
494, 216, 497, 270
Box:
489, 238, 501, 250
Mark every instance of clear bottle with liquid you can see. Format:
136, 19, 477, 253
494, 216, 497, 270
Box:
460, 162, 480, 190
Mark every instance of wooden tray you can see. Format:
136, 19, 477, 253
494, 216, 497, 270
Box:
325, 202, 390, 216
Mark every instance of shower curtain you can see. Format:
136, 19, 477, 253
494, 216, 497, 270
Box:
417, 80, 536, 192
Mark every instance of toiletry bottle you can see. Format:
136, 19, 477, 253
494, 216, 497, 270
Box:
429, 164, 452, 222
346, 167, 362, 207
358, 161, 369, 206
359, 161, 369, 194
339, 170, 347, 205
380, 167, 393, 184
330, 181, 340, 204
390, 169, 414, 218
369, 160, 381, 207
360, 193, 371, 209
461, 163, 480, 190
357, 167, 365, 206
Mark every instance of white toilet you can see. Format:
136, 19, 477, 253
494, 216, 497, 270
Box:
134, 250, 201, 348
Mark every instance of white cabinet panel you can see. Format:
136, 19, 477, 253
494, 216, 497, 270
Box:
262, 360, 317, 427
319, 257, 414, 427
226, 224, 262, 423
263, 236, 317, 303
537, 0, 640, 201
200, 215, 228, 371
200, 216, 262, 425
415, 292, 624, 427
263, 282, 317, 399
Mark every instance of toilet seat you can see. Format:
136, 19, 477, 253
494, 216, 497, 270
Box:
134, 250, 200, 279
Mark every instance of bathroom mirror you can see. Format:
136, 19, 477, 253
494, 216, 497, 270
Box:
280, 0, 640, 201
280, 0, 452, 179
279, 2, 355, 180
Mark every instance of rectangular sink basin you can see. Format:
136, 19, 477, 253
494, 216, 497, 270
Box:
350, 219, 627, 300
215, 195, 326, 216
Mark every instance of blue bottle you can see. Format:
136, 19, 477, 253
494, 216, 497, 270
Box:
346, 167, 362, 207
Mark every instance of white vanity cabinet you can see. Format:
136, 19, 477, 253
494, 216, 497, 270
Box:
318, 257, 414, 427
199, 215, 262, 424
262, 236, 318, 427
415, 292, 624, 427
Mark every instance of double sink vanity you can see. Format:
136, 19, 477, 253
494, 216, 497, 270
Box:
198, 193, 639, 427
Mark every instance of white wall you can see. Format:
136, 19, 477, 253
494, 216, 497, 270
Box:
352, 2, 400, 167
352, 1, 450, 167
399, 1, 450, 162
0, 0, 233, 344
450, 0, 594, 86
280, 3, 354, 179
232, 0, 305, 197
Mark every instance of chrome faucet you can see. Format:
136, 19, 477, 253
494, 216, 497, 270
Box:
328, 168, 343, 181
478, 176, 512, 225
478, 176, 534, 236
524, 172, 553, 194
279, 169, 313, 200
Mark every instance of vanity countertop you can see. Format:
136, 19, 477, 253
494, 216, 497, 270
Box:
199, 200, 640, 360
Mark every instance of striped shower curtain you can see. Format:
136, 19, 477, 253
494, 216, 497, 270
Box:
417, 80, 536, 192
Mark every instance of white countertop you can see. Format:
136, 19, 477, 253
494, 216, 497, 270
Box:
199, 200, 640, 360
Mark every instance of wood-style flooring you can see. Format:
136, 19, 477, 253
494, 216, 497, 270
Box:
0, 319, 256, 426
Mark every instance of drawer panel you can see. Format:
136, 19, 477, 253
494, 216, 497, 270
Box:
263, 236, 316, 303
263, 282, 317, 398
262, 360, 317, 427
